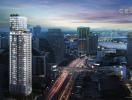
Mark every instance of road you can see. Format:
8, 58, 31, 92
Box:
46, 57, 86, 100
58, 72, 78, 100
46, 69, 68, 100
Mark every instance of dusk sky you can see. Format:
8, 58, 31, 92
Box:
0, 0, 132, 31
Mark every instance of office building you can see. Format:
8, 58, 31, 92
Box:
127, 32, 132, 67
64, 38, 70, 54
32, 54, 48, 77
0, 32, 9, 49
78, 27, 98, 55
33, 25, 41, 37
47, 29, 64, 64
32, 37, 39, 50
64, 37, 78, 55
87, 34, 98, 55
9, 14, 32, 95
78, 27, 90, 55
32, 26, 41, 50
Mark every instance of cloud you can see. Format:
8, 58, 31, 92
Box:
61, 10, 132, 24
0, 0, 132, 29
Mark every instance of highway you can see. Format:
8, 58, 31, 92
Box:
45, 56, 132, 100
46, 70, 68, 100
58, 72, 78, 100
46, 57, 86, 100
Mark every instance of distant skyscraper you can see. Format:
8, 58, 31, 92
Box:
78, 27, 90, 55
32, 54, 48, 77
32, 38, 39, 50
47, 29, 64, 64
9, 14, 32, 95
0, 32, 8, 49
33, 25, 41, 37
127, 32, 132, 67
32, 25, 41, 50
78, 27, 98, 55
87, 34, 98, 55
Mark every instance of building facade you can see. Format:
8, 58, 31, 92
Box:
32, 55, 47, 77
0, 32, 9, 49
9, 14, 32, 95
127, 32, 132, 67
33, 25, 41, 37
87, 34, 98, 55
46, 29, 64, 64
78, 27, 90, 55
78, 27, 98, 56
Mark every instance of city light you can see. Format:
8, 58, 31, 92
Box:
0, 0, 132, 100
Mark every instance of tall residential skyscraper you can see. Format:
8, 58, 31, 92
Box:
9, 14, 32, 95
78, 27, 98, 55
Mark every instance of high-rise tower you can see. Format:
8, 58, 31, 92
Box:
9, 14, 32, 95
47, 29, 64, 64
78, 27, 90, 55
78, 27, 98, 56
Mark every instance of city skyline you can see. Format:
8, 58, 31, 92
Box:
0, 11, 131, 99
0, 0, 132, 31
